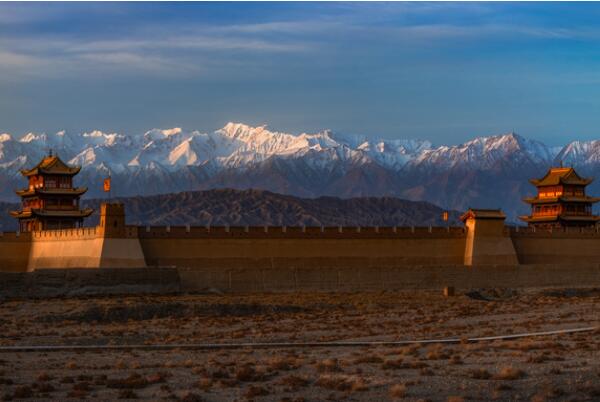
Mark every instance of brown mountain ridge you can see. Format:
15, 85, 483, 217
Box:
0, 189, 460, 231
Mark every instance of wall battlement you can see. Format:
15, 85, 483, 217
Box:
137, 225, 466, 238
1, 203, 600, 274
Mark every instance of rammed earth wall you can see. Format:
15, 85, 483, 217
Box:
1, 204, 600, 295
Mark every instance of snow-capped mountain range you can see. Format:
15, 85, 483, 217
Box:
1, 122, 599, 221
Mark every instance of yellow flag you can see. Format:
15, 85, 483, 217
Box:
103, 177, 111, 192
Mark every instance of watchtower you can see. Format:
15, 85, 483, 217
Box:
520, 166, 600, 228
10, 152, 93, 231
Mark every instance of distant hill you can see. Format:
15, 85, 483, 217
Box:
0, 189, 460, 231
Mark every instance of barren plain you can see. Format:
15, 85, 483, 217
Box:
1, 289, 599, 401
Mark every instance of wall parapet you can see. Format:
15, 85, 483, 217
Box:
31, 227, 100, 240
136, 225, 467, 239
507, 225, 600, 238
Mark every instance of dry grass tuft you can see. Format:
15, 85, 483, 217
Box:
180, 391, 204, 402
469, 368, 492, 380
117, 389, 138, 399
278, 374, 310, 389
494, 367, 526, 380
389, 383, 407, 398
315, 358, 341, 373
245, 385, 269, 398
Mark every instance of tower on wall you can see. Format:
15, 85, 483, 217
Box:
10, 152, 93, 232
520, 166, 600, 228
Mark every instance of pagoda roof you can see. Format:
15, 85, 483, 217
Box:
16, 187, 88, 197
530, 167, 592, 187
523, 196, 600, 204
10, 208, 93, 219
460, 208, 506, 223
20, 154, 81, 177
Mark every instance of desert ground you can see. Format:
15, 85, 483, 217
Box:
1, 289, 599, 401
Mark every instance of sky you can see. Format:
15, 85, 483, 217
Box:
2, 2, 600, 145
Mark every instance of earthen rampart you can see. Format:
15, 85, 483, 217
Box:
1, 203, 600, 291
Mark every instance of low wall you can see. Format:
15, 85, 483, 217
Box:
1, 264, 599, 299
0, 268, 180, 299
178, 263, 600, 293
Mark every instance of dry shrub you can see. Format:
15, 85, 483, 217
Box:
244, 385, 269, 398
72, 381, 91, 391
146, 372, 168, 384
12, 385, 33, 399
267, 356, 299, 371
350, 377, 369, 392
37, 372, 51, 382
495, 367, 526, 380
196, 377, 212, 391
118, 389, 138, 399
409, 361, 428, 369
315, 374, 352, 391
180, 392, 204, 402
449, 355, 463, 365
447, 397, 465, 402
65, 361, 78, 370
67, 389, 88, 399
353, 354, 383, 365
107, 373, 149, 389
382, 359, 405, 370
36, 382, 55, 393
530, 395, 546, 402
235, 365, 265, 382
315, 358, 341, 373
114, 359, 128, 370
469, 368, 491, 380
526, 354, 547, 364
389, 384, 407, 398
93, 375, 108, 386
278, 375, 310, 389
425, 346, 450, 360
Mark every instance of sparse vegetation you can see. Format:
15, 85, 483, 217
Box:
0, 289, 598, 401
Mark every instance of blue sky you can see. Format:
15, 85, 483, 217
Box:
2, 2, 600, 145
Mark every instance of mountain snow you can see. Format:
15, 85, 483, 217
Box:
0, 123, 593, 177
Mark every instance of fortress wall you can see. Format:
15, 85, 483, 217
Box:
510, 230, 600, 264
137, 227, 467, 269
0, 232, 32, 272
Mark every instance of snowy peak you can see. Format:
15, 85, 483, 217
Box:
0, 123, 598, 178
412, 132, 555, 170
